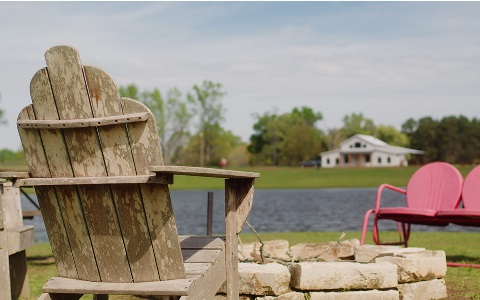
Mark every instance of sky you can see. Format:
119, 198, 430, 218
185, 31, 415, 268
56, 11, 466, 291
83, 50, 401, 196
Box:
1, 2, 480, 150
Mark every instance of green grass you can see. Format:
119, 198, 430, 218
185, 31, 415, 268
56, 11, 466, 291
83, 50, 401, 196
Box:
2, 163, 476, 190
170, 165, 476, 190
26, 231, 480, 299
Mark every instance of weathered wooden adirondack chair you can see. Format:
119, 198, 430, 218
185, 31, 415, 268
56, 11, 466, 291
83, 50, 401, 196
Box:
14, 45, 259, 299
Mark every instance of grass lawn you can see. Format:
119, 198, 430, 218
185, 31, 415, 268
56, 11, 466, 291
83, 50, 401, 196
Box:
25, 231, 480, 299
169, 164, 477, 190
3, 164, 476, 191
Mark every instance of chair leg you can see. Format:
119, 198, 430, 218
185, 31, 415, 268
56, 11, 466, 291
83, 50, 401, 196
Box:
373, 218, 409, 246
373, 216, 381, 244
360, 209, 375, 245
402, 223, 411, 247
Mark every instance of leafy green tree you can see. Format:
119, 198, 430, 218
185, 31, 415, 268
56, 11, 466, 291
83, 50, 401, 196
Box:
119, 84, 193, 165
324, 128, 346, 150
292, 106, 323, 126
118, 84, 140, 100
248, 106, 324, 166
282, 124, 322, 165
187, 81, 227, 166
0, 148, 25, 163
341, 112, 375, 138
375, 125, 409, 147
179, 128, 242, 166
403, 117, 439, 163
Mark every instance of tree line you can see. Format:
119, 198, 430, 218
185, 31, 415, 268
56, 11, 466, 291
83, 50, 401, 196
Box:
402, 116, 480, 165
1, 85, 480, 167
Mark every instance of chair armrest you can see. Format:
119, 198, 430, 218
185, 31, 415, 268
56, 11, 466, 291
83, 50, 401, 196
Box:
375, 183, 406, 211
0, 172, 30, 179
150, 166, 260, 179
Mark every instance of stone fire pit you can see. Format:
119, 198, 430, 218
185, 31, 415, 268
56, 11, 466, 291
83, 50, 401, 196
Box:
216, 239, 447, 300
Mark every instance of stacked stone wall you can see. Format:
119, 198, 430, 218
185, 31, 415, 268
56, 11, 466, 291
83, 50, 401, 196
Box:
216, 239, 448, 300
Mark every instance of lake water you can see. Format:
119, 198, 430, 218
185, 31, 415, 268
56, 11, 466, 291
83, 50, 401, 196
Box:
22, 188, 479, 243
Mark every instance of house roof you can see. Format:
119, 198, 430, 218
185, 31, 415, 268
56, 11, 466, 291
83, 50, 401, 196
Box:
321, 134, 424, 155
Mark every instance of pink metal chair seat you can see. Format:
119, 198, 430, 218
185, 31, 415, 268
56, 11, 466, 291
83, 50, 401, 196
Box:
361, 162, 463, 247
377, 207, 449, 226
436, 209, 480, 225
437, 165, 480, 226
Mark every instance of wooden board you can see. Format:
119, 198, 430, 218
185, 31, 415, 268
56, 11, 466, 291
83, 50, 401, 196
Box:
85, 64, 184, 282
150, 166, 260, 179
17, 103, 81, 279
225, 180, 239, 300
15, 175, 172, 187
28, 66, 99, 281
17, 112, 149, 129
42, 277, 193, 296
44, 46, 131, 282
140, 184, 186, 280
178, 236, 224, 250
122, 98, 185, 280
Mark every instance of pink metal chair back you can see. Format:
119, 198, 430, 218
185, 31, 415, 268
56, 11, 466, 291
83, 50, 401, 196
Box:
462, 165, 480, 210
406, 162, 463, 210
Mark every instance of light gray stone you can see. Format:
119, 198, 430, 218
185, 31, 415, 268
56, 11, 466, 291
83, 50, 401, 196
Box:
214, 295, 251, 300
290, 261, 398, 290
375, 250, 446, 283
255, 292, 306, 300
239, 240, 291, 262
377, 247, 427, 257
219, 263, 291, 296
310, 290, 399, 300
398, 279, 447, 300
355, 245, 402, 262
290, 239, 359, 262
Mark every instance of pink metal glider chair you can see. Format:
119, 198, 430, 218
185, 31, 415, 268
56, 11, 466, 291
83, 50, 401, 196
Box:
437, 164, 480, 226
360, 162, 463, 247
436, 164, 480, 268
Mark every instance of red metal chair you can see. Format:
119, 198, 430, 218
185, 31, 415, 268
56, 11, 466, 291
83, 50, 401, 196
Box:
360, 162, 463, 247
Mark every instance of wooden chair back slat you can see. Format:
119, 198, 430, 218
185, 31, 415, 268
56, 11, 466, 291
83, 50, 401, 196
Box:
122, 98, 185, 279
19, 92, 98, 280
18, 45, 185, 283
84, 64, 163, 282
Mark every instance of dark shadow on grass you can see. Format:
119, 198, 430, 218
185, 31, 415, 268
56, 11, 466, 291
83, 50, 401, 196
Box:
27, 255, 56, 266
447, 254, 480, 264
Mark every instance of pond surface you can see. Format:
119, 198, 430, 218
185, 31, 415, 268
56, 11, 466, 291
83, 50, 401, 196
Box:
23, 188, 479, 243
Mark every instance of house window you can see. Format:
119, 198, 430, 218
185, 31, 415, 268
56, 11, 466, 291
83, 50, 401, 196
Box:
387, 157, 391, 164
335, 158, 339, 165
378, 157, 382, 164
344, 155, 349, 164
327, 158, 330, 165
365, 154, 371, 163
355, 142, 361, 148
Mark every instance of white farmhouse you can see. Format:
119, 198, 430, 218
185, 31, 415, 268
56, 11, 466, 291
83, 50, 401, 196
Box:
320, 134, 424, 168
